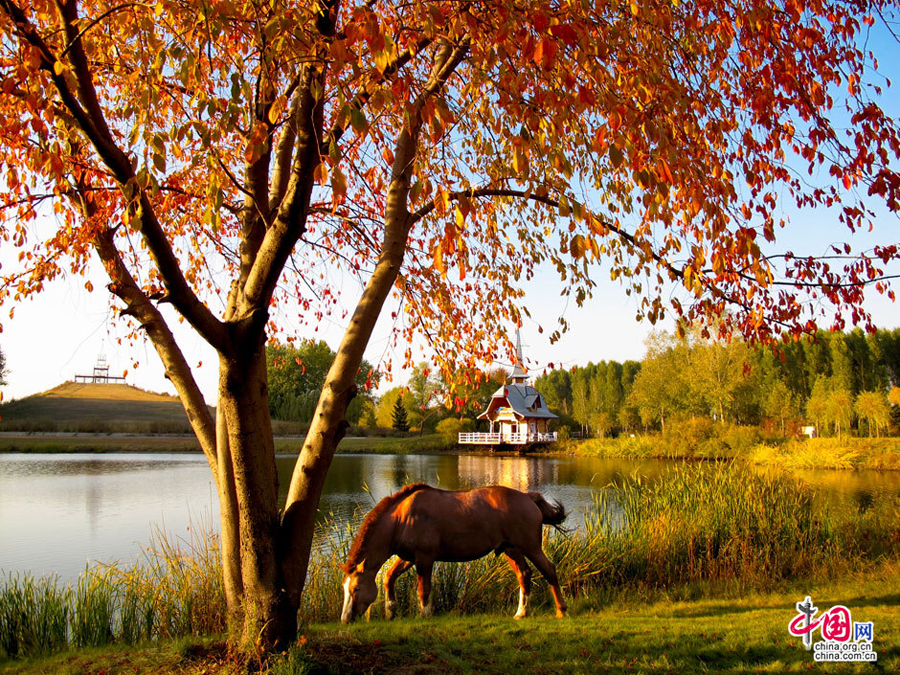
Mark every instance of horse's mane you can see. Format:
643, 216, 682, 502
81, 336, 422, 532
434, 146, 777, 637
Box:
343, 483, 431, 572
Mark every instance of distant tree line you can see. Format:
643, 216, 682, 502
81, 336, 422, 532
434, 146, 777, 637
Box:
266, 328, 900, 438
535, 328, 900, 438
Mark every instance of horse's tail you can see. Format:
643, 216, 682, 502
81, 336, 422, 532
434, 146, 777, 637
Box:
529, 492, 569, 533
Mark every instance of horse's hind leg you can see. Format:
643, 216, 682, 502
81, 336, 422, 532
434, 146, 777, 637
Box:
415, 560, 434, 617
384, 559, 413, 620
504, 549, 533, 619
525, 548, 568, 618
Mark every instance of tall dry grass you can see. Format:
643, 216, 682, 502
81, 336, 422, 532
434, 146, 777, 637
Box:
313, 463, 897, 621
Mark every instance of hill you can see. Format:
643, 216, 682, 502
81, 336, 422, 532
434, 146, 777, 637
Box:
0, 382, 201, 434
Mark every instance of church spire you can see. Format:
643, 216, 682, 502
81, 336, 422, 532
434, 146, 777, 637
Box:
509, 329, 528, 384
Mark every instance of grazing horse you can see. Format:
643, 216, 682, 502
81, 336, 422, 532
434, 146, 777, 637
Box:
340, 483, 568, 623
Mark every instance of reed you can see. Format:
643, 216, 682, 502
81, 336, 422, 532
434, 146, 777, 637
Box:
0, 518, 223, 661
0, 573, 69, 658
306, 463, 894, 622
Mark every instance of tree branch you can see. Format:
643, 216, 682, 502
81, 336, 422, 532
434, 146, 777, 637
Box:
0, 0, 230, 351
76, 190, 219, 477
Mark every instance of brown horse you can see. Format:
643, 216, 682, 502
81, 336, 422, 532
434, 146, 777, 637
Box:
340, 483, 568, 623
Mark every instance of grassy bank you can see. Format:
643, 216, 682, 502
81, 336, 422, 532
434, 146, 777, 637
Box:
567, 421, 900, 470
0, 382, 454, 455
0, 433, 450, 455
2, 566, 897, 674
5, 463, 896, 665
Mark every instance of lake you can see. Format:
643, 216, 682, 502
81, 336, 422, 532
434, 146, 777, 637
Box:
2, 452, 899, 581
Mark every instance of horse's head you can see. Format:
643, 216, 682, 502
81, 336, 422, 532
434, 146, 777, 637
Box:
340, 561, 377, 624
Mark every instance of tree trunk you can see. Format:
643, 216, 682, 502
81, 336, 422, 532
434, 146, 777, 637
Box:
216, 332, 295, 650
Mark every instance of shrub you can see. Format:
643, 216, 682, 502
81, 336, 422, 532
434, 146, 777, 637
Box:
435, 417, 475, 445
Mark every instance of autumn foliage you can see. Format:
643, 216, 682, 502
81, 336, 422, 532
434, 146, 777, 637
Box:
1, 0, 899, 651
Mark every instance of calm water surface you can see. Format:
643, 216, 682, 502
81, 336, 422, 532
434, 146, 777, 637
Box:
1, 452, 898, 581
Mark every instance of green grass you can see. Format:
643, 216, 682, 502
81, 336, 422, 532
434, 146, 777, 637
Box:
289, 567, 899, 675
0, 521, 224, 661
0, 383, 200, 434
567, 425, 900, 471
333, 434, 451, 454
3, 569, 897, 674
0, 434, 450, 454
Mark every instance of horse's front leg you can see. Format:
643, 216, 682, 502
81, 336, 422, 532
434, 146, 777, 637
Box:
383, 558, 413, 620
415, 560, 434, 617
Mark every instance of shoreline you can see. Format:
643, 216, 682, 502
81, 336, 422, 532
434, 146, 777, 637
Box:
3, 432, 900, 471
0, 432, 454, 455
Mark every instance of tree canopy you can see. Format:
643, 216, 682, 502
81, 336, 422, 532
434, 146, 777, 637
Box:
2, 0, 899, 652
534, 327, 898, 437
266, 339, 376, 424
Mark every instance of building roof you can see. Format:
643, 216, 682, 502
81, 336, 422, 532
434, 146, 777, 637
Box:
478, 383, 559, 420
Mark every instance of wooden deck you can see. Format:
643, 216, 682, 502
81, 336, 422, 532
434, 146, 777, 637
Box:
458, 431, 558, 445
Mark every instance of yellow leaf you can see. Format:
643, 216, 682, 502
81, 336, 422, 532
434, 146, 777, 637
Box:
570, 234, 586, 259
432, 245, 445, 276
314, 163, 328, 185
331, 167, 347, 200
52, 60, 65, 76
268, 95, 287, 125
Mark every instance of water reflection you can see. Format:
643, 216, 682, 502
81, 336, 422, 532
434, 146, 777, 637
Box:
2, 452, 899, 582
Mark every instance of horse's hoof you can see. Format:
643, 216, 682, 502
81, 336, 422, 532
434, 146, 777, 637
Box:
556, 609, 568, 619
514, 612, 528, 620
385, 601, 396, 620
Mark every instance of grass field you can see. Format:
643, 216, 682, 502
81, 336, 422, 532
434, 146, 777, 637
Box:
1, 566, 896, 674
0, 383, 450, 454
569, 428, 900, 471
0, 433, 449, 454
0, 383, 199, 434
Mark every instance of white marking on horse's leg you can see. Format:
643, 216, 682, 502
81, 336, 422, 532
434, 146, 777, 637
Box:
385, 600, 397, 620
341, 577, 353, 624
514, 590, 530, 619
418, 598, 433, 617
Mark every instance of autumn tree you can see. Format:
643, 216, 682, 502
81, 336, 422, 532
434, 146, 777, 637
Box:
762, 380, 801, 436
825, 387, 855, 438
855, 390, 890, 437
806, 376, 831, 436
3, 0, 900, 653
0, 345, 7, 387
629, 332, 685, 432
682, 330, 753, 423
266, 340, 377, 424
406, 361, 444, 431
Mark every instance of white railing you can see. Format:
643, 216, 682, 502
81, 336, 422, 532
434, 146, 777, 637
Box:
458, 431, 558, 445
